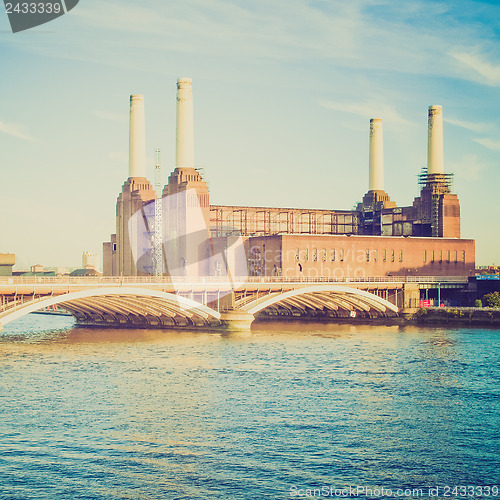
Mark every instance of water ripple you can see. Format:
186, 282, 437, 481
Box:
0, 316, 498, 498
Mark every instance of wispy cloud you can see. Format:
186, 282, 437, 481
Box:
444, 117, 490, 133
9, 0, 499, 93
473, 137, 500, 152
74, 2, 166, 34
93, 110, 127, 123
320, 99, 411, 125
448, 154, 487, 181
71, 0, 365, 61
451, 51, 500, 87
0, 120, 35, 141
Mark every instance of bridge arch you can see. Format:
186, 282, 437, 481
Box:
239, 284, 398, 318
0, 287, 221, 329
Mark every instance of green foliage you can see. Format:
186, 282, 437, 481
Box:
474, 299, 483, 308
483, 291, 500, 308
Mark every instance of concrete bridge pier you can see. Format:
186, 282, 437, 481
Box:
402, 283, 420, 313
219, 310, 255, 331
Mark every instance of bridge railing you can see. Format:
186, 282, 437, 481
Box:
0, 295, 48, 315
0, 275, 470, 286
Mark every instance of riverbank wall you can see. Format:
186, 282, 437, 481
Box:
411, 307, 500, 326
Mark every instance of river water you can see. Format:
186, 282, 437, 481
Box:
0, 315, 498, 500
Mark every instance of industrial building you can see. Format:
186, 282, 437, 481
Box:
103, 79, 474, 278
82, 251, 99, 270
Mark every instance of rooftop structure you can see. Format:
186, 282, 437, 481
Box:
0, 254, 15, 277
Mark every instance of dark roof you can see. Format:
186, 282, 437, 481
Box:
69, 268, 102, 277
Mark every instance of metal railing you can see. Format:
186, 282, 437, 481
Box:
0, 275, 470, 286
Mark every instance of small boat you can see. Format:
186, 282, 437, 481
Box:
31, 305, 73, 317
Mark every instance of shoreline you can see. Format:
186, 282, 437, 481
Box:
256, 308, 500, 328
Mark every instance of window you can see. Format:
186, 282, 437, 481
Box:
455, 250, 458, 263
366, 249, 370, 262
340, 249, 344, 262
391, 250, 395, 262
112, 243, 116, 251
313, 248, 318, 261
462, 250, 466, 263
331, 249, 336, 262
447, 250, 450, 263
431, 250, 435, 263
322, 249, 327, 262
373, 250, 378, 262
423, 250, 427, 263
399, 250, 403, 262
439, 250, 442, 263
304, 249, 309, 261
295, 248, 299, 261
383, 250, 386, 262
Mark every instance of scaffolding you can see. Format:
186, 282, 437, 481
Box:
209, 205, 358, 237
154, 149, 163, 277
418, 172, 454, 237
418, 172, 454, 191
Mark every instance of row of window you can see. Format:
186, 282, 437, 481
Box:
424, 250, 466, 264
293, 248, 404, 263
291, 248, 468, 264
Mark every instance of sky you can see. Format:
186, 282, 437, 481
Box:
0, 0, 499, 269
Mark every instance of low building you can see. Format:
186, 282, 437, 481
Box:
82, 251, 99, 270
244, 234, 474, 278
0, 253, 15, 276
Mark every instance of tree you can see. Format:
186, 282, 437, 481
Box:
483, 291, 500, 308
474, 299, 482, 308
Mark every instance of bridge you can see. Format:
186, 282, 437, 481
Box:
0, 276, 469, 331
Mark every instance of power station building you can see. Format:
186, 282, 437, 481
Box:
103, 79, 474, 278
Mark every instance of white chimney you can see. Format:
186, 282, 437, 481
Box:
176, 78, 194, 169
129, 94, 146, 178
369, 118, 384, 191
427, 105, 444, 175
